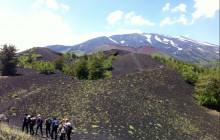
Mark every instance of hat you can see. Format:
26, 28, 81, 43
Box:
37, 114, 41, 117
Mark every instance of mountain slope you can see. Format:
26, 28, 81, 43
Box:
46, 33, 219, 63
1, 50, 219, 139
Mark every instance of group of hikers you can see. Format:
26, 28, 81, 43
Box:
22, 114, 72, 140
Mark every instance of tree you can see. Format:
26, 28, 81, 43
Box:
64, 51, 71, 60
71, 53, 78, 60
53, 56, 65, 71
0, 44, 18, 75
88, 52, 105, 80
74, 57, 89, 79
182, 65, 198, 84
36, 61, 55, 74
63, 61, 76, 76
195, 71, 220, 107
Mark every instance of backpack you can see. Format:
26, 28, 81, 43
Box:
61, 125, 66, 134
23, 116, 28, 123
67, 124, 72, 133
54, 120, 59, 128
31, 118, 36, 126
40, 118, 43, 124
46, 118, 52, 126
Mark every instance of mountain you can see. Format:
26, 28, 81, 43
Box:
46, 33, 219, 63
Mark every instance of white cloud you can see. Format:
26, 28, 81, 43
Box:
107, 10, 124, 26
177, 15, 188, 25
125, 12, 155, 26
171, 4, 186, 13
46, 0, 59, 10
0, 9, 75, 51
32, 0, 70, 11
160, 15, 191, 27
162, 3, 170, 11
60, 4, 69, 11
32, 0, 44, 8
192, 0, 219, 19
160, 17, 175, 27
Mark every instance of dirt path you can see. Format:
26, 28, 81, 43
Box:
0, 90, 39, 114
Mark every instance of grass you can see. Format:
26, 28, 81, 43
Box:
0, 123, 35, 140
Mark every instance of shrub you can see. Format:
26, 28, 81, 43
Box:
64, 51, 71, 60
0, 44, 18, 75
63, 62, 76, 76
88, 52, 105, 80
53, 56, 65, 71
0, 123, 34, 140
74, 57, 89, 79
195, 71, 220, 107
36, 61, 55, 74
104, 55, 120, 70
182, 65, 199, 84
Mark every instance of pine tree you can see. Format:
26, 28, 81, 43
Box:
0, 44, 18, 75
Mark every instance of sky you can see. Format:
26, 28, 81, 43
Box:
0, 0, 219, 51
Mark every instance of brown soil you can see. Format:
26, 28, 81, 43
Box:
95, 44, 165, 55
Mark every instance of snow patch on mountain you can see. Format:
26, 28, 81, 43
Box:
170, 41, 182, 51
163, 38, 169, 42
155, 35, 163, 43
143, 34, 152, 44
121, 40, 125, 44
197, 47, 204, 51
178, 37, 217, 47
109, 38, 118, 44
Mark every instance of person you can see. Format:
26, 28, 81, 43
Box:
45, 116, 52, 138
58, 120, 66, 140
29, 115, 36, 135
65, 119, 72, 140
35, 114, 43, 137
22, 114, 29, 133
51, 117, 59, 139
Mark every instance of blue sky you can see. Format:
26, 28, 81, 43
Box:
0, 0, 219, 51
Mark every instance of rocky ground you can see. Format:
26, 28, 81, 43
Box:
0, 49, 219, 140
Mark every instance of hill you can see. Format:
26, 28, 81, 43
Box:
46, 33, 219, 63
19, 47, 62, 62
0, 49, 219, 139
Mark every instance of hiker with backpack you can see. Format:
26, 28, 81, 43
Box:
51, 117, 59, 139
45, 116, 52, 138
58, 120, 66, 140
65, 119, 72, 140
29, 115, 36, 135
35, 114, 43, 137
22, 114, 29, 133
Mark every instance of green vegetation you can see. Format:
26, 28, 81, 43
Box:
151, 55, 220, 108
88, 52, 106, 80
17, 48, 42, 69
53, 56, 65, 71
63, 62, 76, 76
104, 55, 120, 70
63, 51, 78, 60
74, 55, 89, 79
0, 123, 35, 140
182, 65, 199, 84
36, 61, 55, 74
0, 44, 18, 75
63, 52, 118, 80
194, 71, 220, 107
